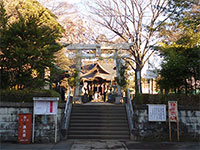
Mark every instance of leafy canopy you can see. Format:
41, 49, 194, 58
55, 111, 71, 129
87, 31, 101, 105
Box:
157, 0, 200, 94
0, 0, 64, 89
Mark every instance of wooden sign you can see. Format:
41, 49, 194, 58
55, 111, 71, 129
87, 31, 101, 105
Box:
168, 101, 178, 122
168, 101, 179, 142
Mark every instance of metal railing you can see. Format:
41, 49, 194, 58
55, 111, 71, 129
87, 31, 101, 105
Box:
125, 88, 135, 140
63, 87, 72, 129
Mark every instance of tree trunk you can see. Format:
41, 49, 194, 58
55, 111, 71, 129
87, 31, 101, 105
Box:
135, 68, 142, 94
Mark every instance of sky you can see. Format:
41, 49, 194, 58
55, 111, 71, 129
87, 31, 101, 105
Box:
67, 0, 82, 4
38, 0, 162, 77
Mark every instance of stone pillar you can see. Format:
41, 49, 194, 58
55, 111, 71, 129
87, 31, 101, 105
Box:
96, 45, 101, 57
74, 50, 82, 100
114, 50, 121, 103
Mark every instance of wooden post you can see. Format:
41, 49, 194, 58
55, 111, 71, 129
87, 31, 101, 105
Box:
168, 101, 180, 142
176, 109, 180, 142
169, 120, 172, 142
151, 79, 153, 94
177, 120, 180, 142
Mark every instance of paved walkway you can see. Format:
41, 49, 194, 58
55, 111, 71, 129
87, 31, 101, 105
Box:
1, 140, 200, 150
70, 140, 127, 150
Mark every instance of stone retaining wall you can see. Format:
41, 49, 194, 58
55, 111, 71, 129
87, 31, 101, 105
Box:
0, 102, 199, 143
133, 105, 200, 141
0, 102, 65, 143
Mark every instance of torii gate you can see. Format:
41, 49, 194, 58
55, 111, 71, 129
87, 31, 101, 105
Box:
64, 43, 133, 103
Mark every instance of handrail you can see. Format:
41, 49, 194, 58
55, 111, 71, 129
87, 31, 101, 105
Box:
64, 87, 72, 129
127, 88, 134, 118
64, 87, 71, 115
125, 88, 135, 140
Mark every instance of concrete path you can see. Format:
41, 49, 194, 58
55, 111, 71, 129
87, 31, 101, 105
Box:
1, 140, 199, 150
70, 140, 127, 150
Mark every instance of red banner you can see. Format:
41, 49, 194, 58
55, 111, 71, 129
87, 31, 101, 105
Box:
168, 101, 178, 122
50, 101, 53, 113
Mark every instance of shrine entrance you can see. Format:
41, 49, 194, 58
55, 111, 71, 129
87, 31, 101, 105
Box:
63, 44, 135, 140
80, 61, 116, 103
65, 43, 133, 104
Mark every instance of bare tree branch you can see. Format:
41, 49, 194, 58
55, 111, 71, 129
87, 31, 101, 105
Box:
86, 0, 176, 93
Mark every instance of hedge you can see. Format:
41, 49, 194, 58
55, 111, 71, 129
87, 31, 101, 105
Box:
1, 88, 61, 103
133, 94, 200, 107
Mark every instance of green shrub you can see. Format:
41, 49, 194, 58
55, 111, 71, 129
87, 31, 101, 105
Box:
1, 88, 61, 103
133, 94, 200, 107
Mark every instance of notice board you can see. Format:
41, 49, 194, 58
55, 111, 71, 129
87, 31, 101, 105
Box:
148, 104, 166, 121
34, 100, 58, 115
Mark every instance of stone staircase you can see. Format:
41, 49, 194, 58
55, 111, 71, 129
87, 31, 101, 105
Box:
68, 104, 130, 139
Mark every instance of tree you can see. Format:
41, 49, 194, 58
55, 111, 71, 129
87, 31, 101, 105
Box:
157, 45, 200, 94
87, 0, 175, 94
157, 0, 200, 94
0, 0, 64, 89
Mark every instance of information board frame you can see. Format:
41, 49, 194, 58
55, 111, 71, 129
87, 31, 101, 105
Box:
147, 104, 166, 122
32, 97, 59, 143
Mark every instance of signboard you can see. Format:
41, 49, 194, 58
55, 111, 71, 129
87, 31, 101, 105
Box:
146, 69, 157, 79
32, 97, 59, 143
18, 114, 32, 144
168, 101, 178, 122
168, 101, 179, 142
34, 101, 58, 115
148, 104, 166, 121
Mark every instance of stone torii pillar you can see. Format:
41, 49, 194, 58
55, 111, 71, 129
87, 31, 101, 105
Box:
114, 50, 122, 103
114, 50, 121, 95
74, 50, 82, 100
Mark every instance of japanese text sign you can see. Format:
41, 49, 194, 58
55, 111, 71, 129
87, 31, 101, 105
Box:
168, 101, 178, 122
33, 97, 59, 115
148, 104, 166, 121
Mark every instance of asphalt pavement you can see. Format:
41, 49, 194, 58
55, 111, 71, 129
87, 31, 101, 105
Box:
1, 140, 200, 150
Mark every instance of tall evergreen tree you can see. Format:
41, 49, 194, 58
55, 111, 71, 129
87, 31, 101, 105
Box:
0, 0, 64, 89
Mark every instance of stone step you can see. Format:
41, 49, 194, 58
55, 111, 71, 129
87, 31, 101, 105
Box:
72, 106, 123, 110
70, 116, 127, 120
68, 104, 129, 140
71, 113, 127, 117
71, 108, 126, 112
72, 104, 124, 107
70, 119, 128, 123
69, 123, 129, 128
69, 130, 129, 135
68, 134, 130, 139
68, 126, 129, 131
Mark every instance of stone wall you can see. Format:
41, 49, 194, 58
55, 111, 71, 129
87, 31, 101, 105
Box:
133, 105, 200, 142
0, 102, 65, 143
0, 102, 199, 143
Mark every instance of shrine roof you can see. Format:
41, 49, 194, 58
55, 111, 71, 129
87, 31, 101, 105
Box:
81, 61, 116, 81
